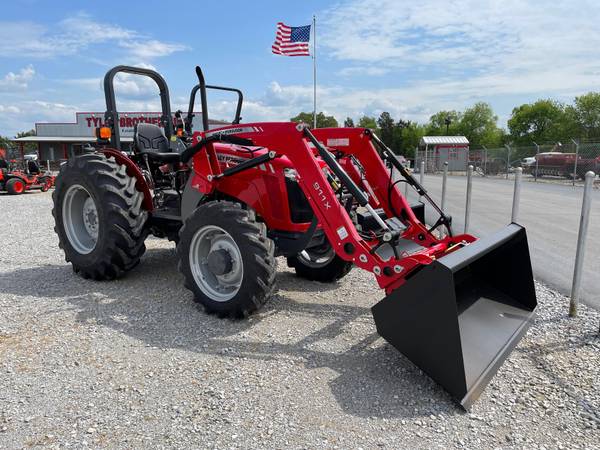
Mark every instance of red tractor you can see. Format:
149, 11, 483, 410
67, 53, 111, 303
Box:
52, 66, 537, 409
0, 158, 54, 195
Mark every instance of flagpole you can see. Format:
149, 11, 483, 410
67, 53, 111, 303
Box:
312, 14, 317, 129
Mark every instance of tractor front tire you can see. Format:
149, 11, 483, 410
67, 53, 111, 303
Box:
52, 153, 148, 280
6, 178, 25, 195
287, 241, 352, 282
177, 201, 277, 318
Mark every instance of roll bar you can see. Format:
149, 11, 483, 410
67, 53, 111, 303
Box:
185, 66, 243, 133
103, 65, 174, 149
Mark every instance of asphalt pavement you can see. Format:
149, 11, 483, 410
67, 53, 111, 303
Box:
403, 173, 600, 310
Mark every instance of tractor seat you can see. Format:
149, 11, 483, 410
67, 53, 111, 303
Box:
134, 123, 180, 163
27, 160, 41, 175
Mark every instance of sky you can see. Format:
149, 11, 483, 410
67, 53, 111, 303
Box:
1, 0, 600, 136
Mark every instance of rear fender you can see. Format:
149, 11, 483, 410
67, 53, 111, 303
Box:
101, 148, 153, 211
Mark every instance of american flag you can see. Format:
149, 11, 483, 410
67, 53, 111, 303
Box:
271, 22, 311, 56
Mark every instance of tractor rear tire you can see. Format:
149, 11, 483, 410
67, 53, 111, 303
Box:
52, 153, 148, 280
177, 201, 277, 318
287, 240, 352, 282
6, 178, 25, 195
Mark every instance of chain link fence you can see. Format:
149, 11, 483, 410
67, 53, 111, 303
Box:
415, 139, 600, 182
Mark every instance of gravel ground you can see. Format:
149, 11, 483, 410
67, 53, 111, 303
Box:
0, 191, 599, 449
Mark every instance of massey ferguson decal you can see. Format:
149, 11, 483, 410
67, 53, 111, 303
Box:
205, 126, 260, 138
216, 153, 246, 165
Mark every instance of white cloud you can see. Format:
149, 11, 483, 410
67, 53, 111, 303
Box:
120, 40, 188, 59
0, 100, 79, 137
322, 0, 578, 68
0, 66, 35, 91
321, 0, 600, 119
338, 66, 390, 77
61, 64, 166, 99
0, 105, 21, 114
59, 14, 134, 43
27, 100, 79, 121
112, 63, 164, 99
61, 78, 103, 91
0, 13, 187, 60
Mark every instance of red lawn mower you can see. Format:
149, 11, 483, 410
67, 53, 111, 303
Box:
0, 158, 54, 195
52, 65, 537, 409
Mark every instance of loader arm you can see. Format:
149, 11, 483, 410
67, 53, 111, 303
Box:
191, 122, 474, 292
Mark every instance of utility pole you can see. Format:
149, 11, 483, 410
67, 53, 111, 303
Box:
397, 119, 409, 154
444, 116, 451, 135
312, 15, 317, 129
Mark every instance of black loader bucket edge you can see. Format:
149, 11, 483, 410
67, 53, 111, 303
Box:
371, 223, 537, 409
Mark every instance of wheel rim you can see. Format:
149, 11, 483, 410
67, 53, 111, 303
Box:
62, 184, 99, 254
189, 225, 243, 302
298, 243, 335, 268
14, 180, 24, 193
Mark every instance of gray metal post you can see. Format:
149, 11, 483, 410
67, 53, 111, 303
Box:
419, 160, 425, 200
441, 161, 448, 212
569, 171, 595, 317
464, 165, 473, 233
504, 144, 511, 179
571, 138, 579, 186
511, 167, 522, 223
47, 160, 50, 172
481, 145, 488, 177
533, 141, 539, 182
424, 145, 428, 174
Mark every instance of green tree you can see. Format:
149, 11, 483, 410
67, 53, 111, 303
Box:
0, 135, 12, 151
508, 100, 565, 145
426, 110, 461, 135
458, 102, 504, 148
357, 115, 378, 130
377, 112, 395, 149
390, 119, 412, 155
561, 105, 581, 139
15, 129, 37, 154
400, 122, 426, 158
290, 112, 338, 128
572, 92, 600, 139
343, 117, 355, 127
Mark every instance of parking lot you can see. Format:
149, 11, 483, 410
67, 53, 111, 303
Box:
0, 192, 599, 449
405, 174, 600, 310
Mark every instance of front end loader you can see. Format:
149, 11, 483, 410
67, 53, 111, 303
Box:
52, 65, 537, 409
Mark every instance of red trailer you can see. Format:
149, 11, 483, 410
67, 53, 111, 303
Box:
530, 152, 598, 179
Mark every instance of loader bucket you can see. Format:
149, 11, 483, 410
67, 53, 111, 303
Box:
371, 224, 537, 409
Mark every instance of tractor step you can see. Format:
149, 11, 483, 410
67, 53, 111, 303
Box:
150, 209, 182, 222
